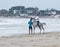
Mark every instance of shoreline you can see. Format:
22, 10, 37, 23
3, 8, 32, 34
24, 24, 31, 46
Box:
0, 16, 57, 18
0, 31, 60, 37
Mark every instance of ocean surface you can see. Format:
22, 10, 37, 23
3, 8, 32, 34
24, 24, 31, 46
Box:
0, 17, 60, 36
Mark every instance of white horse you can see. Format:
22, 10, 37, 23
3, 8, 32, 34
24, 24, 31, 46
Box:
32, 18, 46, 34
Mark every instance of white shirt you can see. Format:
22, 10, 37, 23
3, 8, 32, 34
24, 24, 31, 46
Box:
35, 16, 39, 21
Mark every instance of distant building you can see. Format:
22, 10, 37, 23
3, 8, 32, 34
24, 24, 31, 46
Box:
0, 9, 9, 16
56, 11, 60, 15
25, 7, 37, 16
38, 8, 56, 16
38, 10, 44, 16
9, 6, 25, 16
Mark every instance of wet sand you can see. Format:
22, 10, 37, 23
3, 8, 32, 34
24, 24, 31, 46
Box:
0, 32, 60, 47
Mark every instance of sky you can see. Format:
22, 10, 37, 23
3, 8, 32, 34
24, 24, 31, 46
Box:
0, 0, 60, 10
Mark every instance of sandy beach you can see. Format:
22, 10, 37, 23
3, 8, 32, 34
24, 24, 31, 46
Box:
0, 32, 60, 47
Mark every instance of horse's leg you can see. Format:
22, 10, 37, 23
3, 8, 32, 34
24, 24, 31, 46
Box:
39, 26, 41, 34
34, 27, 35, 34
42, 26, 44, 34
31, 28, 32, 34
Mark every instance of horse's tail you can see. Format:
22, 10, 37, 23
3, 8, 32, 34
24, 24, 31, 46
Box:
43, 23, 46, 26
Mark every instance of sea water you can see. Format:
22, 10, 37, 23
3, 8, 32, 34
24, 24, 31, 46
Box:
0, 17, 60, 36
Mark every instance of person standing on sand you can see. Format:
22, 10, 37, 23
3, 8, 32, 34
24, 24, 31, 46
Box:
28, 17, 33, 35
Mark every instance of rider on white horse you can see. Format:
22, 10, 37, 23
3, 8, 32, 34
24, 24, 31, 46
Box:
35, 16, 40, 26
